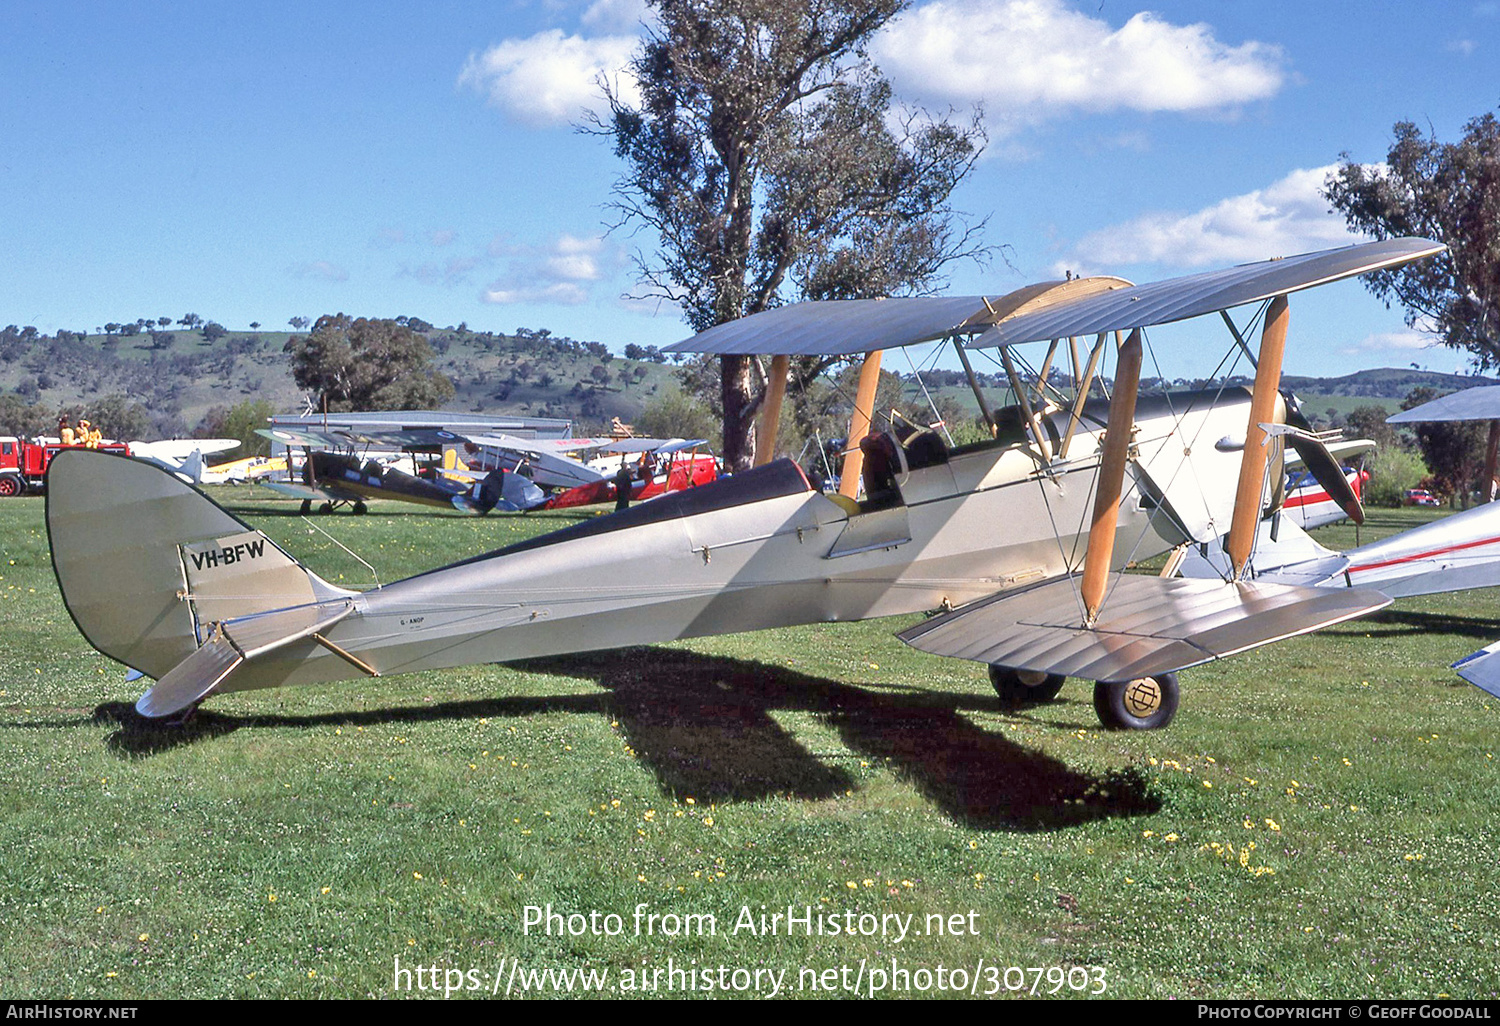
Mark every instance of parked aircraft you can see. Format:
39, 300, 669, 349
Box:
46, 238, 1454, 731
128, 438, 241, 484
1384, 386, 1500, 695
262, 447, 543, 516
261, 421, 715, 514
199, 454, 288, 485
1283, 438, 1374, 530
534, 439, 718, 509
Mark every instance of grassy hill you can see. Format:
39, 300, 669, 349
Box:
0, 324, 687, 438
1281, 368, 1500, 424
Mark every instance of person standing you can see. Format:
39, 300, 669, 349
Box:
613, 460, 634, 512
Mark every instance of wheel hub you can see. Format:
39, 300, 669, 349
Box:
1123, 677, 1162, 717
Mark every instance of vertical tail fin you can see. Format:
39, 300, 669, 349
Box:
46, 449, 353, 687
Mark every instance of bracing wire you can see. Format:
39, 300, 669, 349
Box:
300, 516, 382, 590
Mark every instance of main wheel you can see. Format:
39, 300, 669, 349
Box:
1093, 673, 1180, 730
318, 502, 334, 514
0, 475, 23, 498
299, 499, 312, 515
989, 665, 1065, 708
352, 501, 368, 515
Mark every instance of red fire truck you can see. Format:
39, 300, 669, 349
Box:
0, 437, 131, 496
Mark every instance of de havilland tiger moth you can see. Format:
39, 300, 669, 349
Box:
48, 236, 1486, 731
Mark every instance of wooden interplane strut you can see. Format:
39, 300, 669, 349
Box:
1226, 295, 1290, 578
1080, 329, 1144, 623
839, 350, 884, 499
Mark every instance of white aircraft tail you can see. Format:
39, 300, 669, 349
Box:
1175, 500, 1500, 701
46, 449, 355, 716
1179, 501, 1500, 598
177, 448, 205, 485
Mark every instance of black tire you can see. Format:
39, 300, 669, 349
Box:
989, 665, 1065, 708
318, 502, 334, 515
1093, 673, 1180, 730
299, 499, 312, 515
0, 475, 23, 498
352, 501, 368, 516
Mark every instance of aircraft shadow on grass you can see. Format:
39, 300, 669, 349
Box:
91, 647, 1159, 832
1325, 608, 1500, 644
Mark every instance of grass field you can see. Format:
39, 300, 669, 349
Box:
2, 494, 1498, 999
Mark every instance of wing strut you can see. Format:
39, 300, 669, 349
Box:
1226, 295, 1289, 578
1059, 332, 1109, 459
1080, 329, 1144, 623
839, 350, 884, 499
755, 354, 791, 467
953, 337, 997, 436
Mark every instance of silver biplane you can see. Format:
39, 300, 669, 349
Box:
45, 237, 1463, 730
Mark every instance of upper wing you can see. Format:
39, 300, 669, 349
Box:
258, 425, 470, 449
463, 434, 616, 458
663, 277, 1132, 356
969, 238, 1445, 349
662, 238, 1442, 356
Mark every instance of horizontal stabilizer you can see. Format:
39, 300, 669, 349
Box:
136, 599, 356, 718
898, 573, 1390, 683
1452, 643, 1500, 699
137, 632, 243, 718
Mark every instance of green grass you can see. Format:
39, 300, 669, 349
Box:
1, 494, 1498, 998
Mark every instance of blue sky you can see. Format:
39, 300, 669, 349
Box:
4, 0, 1497, 378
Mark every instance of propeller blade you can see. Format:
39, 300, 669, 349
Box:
1285, 432, 1365, 526
1274, 392, 1365, 526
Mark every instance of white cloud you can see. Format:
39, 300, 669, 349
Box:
1051, 165, 1359, 274
460, 1, 1283, 135
429, 229, 458, 247
458, 29, 639, 127
544, 234, 605, 282
397, 255, 483, 287
872, 0, 1285, 121
582, 0, 648, 33
1339, 330, 1437, 357
482, 282, 591, 305
481, 233, 619, 305
291, 260, 349, 282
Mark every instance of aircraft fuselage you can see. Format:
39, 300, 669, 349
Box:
207, 390, 1258, 696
